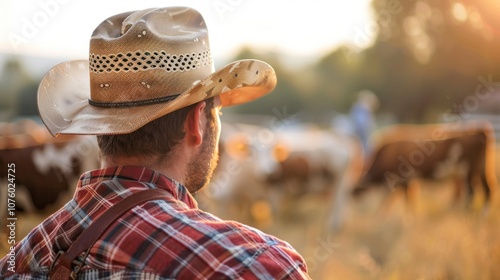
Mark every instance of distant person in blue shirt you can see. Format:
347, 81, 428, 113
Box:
349, 90, 379, 156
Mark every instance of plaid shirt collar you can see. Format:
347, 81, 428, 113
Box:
77, 166, 198, 209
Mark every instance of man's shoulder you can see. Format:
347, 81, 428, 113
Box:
142, 206, 309, 278
151, 206, 308, 272
131, 201, 298, 251
137, 201, 274, 244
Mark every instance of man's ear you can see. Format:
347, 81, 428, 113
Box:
185, 101, 207, 146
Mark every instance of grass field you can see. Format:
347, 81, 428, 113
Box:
263, 182, 500, 280
1, 148, 499, 280
262, 146, 500, 280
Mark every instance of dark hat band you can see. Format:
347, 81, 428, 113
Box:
88, 94, 180, 108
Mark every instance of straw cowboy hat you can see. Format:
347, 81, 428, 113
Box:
38, 6, 277, 136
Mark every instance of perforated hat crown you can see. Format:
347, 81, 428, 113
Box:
38, 7, 277, 136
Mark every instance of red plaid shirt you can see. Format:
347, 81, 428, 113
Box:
0, 166, 310, 279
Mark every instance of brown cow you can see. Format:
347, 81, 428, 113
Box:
0, 119, 99, 212
352, 121, 497, 207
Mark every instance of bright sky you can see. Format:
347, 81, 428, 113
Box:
0, 0, 375, 63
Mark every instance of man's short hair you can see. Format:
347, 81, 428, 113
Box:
97, 97, 215, 159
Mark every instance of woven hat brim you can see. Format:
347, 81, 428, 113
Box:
37, 59, 277, 136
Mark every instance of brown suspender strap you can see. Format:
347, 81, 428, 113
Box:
49, 188, 170, 280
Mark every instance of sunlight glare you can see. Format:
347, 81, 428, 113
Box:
452, 2, 468, 22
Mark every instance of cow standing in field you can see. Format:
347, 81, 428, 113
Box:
191, 122, 364, 230
266, 125, 363, 229
352, 121, 497, 209
196, 122, 280, 228
0, 120, 99, 216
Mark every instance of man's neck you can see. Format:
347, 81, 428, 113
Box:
100, 154, 187, 187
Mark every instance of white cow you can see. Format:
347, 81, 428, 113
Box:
265, 125, 363, 230
196, 122, 280, 228
197, 122, 363, 231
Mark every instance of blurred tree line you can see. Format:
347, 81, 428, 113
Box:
230, 0, 500, 123
0, 59, 39, 120
1, 0, 499, 124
